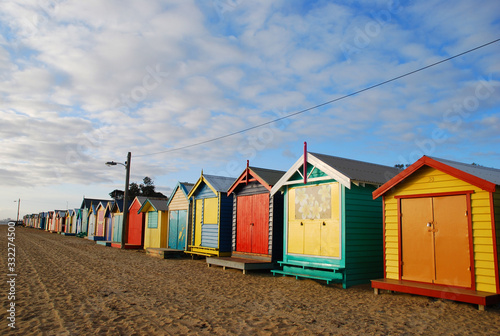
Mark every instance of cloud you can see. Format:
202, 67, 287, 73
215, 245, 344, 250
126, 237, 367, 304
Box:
1, 0, 499, 220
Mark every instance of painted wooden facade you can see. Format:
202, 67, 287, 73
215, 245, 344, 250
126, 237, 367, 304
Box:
166, 182, 194, 251
227, 166, 285, 261
138, 198, 169, 249
80, 198, 111, 236
54, 210, 66, 232
126, 196, 148, 248
270, 151, 400, 288
110, 200, 129, 244
186, 174, 236, 257
87, 204, 97, 240
371, 156, 500, 309
46, 211, 54, 231
95, 202, 108, 240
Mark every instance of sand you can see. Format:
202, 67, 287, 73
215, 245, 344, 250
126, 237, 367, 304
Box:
1, 226, 499, 335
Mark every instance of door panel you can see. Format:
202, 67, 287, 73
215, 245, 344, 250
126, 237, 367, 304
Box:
236, 196, 253, 252
304, 221, 321, 255
252, 193, 270, 254
287, 188, 304, 254
204, 198, 218, 224
433, 195, 471, 287
177, 210, 187, 250
194, 199, 203, 246
401, 198, 434, 283
169, 211, 179, 249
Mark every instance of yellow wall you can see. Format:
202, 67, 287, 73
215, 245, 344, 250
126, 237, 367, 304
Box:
383, 166, 497, 293
144, 211, 168, 249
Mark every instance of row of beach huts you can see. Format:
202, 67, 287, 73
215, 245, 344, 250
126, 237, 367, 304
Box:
23, 146, 500, 310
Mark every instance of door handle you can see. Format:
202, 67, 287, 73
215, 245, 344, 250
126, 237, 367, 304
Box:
300, 222, 303, 226
250, 223, 254, 226
322, 222, 326, 226
426, 223, 432, 227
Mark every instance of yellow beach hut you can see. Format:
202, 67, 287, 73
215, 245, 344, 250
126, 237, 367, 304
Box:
371, 156, 500, 310
138, 198, 169, 250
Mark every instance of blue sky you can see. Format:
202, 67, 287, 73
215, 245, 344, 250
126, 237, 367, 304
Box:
1, 0, 499, 219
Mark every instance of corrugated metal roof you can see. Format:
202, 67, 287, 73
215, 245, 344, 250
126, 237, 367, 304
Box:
180, 182, 194, 195
429, 156, 500, 185
203, 174, 236, 192
249, 166, 286, 186
309, 152, 400, 185
80, 198, 113, 209
146, 197, 169, 211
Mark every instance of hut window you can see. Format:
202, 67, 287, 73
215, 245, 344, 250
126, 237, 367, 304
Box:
147, 211, 158, 228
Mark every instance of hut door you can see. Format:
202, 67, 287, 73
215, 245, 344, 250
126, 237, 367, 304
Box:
401, 195, 471, 288
236, 194, 269, 254
169, 210, 187, 250
287, 183, 340, 258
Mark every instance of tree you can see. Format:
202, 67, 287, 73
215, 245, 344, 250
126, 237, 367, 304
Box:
109, 189, 124, 200
394, 164, 411, 170
109, 177, 166, 201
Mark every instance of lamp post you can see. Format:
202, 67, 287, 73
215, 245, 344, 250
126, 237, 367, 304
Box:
106, 152, 131, 249
14, 199, 20, 224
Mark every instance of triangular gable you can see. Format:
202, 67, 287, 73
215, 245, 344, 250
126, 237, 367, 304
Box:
270, 152, 351, 196
128, 196, 148, 212
166, 182, 194, 206
138, 199, 157, 213
137, 198, 168, 213
187, 175, 218, 198
228, 166, 285, 194
373, 156, 497, 199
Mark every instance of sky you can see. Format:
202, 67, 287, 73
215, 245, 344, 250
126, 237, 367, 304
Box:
1, 0, 499, 219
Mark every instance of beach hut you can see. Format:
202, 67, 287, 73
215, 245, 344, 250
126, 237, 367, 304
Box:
371, 156, 500, 310
87, 204, 98, 240
269, 147, 400, 288
206, 164, 285, 273
72, 209, 81, 234
186, 173, 236, 257
166, 182, 194, 251
80, 198, 111, 236
39, 212, 47, 230
46, 211, 54, 231
138, 198, 169, 250
54, 210, 66, 232
109, 199, 130, 247
125, 196, 148, 249
94, 202, 108, 240
104, 201, 114, 241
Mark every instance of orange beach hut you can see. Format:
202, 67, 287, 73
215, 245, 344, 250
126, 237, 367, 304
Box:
371, 156, 500, 310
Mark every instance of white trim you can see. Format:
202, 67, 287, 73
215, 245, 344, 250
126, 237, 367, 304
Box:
270, 152, 351, 196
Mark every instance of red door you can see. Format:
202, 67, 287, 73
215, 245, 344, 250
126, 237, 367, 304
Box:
236, 194, 269, 254
127, 202, 143, 246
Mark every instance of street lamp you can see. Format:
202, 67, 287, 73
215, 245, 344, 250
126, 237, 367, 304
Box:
106, 152, 131, 249
14, 199, 20, 224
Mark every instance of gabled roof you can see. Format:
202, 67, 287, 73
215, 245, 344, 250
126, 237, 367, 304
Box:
228, 166, 286, 194
111, 199, 132, 212
166, 182, 194, 206
188, 174, 236, 198
80, 198, 112, 210
271, 152, 400, 195
138, 197, 169, 213
128, 196, 148, 211
373, 155, 500, 198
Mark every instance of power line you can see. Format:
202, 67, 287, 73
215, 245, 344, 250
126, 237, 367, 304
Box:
135, 37, 500, 158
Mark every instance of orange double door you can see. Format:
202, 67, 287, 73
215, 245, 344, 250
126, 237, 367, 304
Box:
401, 195, 472, 288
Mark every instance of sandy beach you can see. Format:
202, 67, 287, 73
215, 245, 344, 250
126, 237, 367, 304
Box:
1, 226, 499, 335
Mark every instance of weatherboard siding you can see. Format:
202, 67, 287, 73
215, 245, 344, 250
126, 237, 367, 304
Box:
344, 184, 384, 286
383, 166, 497, 292
169, 188, 189, 211
494, 190, 500, 293
219, 194, 233, 252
